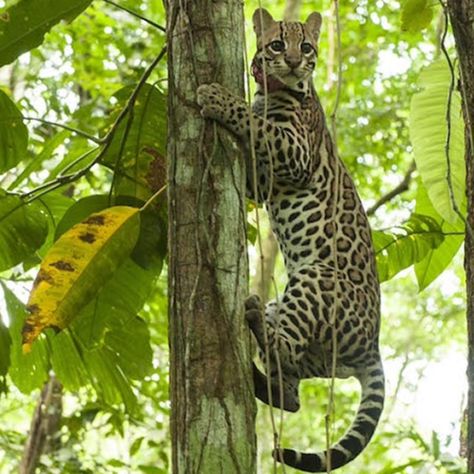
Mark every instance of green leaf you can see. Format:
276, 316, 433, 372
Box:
0, 0, 92, 67
82, 346, 137, 411
36, 190, 75, 257
373, 213, 445, 282
49, 329, 89, 392
409, 60, 465, 223
130, 436, 145, 457
105, 315, 153, 380
71, 259, 157, 350
138, 466, 166, 474
2, 283, 49, 393
401, 0, 434, 33
0, 315, 12, 391
101, 84, 167, 200
23, 206, 141, 351
0, 90, 28, 173
8, 130, 70, 190
50, 259, 155, 408
0, 191, 48, 271
414, 183, 464, 291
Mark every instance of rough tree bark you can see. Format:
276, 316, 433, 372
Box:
166, 1, 256, 473
446, 0, 474, 471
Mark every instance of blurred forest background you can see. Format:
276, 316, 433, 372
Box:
0, 0, 468, 472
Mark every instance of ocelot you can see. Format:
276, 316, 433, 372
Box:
197, 8, 384, 473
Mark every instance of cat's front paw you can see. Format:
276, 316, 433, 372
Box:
197, 83, 228, 121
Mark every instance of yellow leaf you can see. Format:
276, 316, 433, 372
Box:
22, 206, 141, 353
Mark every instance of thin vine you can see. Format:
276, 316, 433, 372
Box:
326, 1, 343, 472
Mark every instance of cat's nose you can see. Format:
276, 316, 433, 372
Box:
285, 55, 301, 69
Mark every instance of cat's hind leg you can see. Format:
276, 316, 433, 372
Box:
246, 295, 300, 412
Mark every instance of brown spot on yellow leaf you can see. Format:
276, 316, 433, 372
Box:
26, 304, 39, 314
79, 232, 96, 243
84, 215, 106, 225
32, 270, 54, 288
50, 260, 75, 272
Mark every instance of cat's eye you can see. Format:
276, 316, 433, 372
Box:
269, 40, 285, 52
301, 42, 313, 54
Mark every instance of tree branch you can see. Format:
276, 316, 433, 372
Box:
366, 160, 416, 216
103, 0, 166, 32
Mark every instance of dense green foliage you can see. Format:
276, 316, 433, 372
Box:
0, 0, 467, 472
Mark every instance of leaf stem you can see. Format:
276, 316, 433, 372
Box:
140, 184, 167, 212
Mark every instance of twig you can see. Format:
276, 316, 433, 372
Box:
103, 0, 166, 32
140, 184, 167, 211
21, 117, 104, 144
366, 160, 416, 216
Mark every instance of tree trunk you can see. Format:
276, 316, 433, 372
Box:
446, 1, 474, 471
166, 1, 256, 473
20, 375, 62, 474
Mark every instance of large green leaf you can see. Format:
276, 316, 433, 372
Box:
414, 183, 464, 291
409, 60, 465, 223
52, 259, 155, 410
101, 84, 167, 200
3, 283, 50, 394
0, 192, 48, 271
36, 190, 75, 257
401, 0, 434, 33
0, 0, 92, 66
0, 90, 28, 173
373, 213, 445, 282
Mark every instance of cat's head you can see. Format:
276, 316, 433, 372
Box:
252, 9, 322, 89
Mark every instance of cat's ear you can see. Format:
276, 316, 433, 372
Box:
253, 8, 275, 36
305, 12, 322, 41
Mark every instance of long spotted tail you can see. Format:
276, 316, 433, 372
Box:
274, 360, 384, 472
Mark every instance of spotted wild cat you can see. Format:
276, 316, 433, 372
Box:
197, 8, 384, 472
